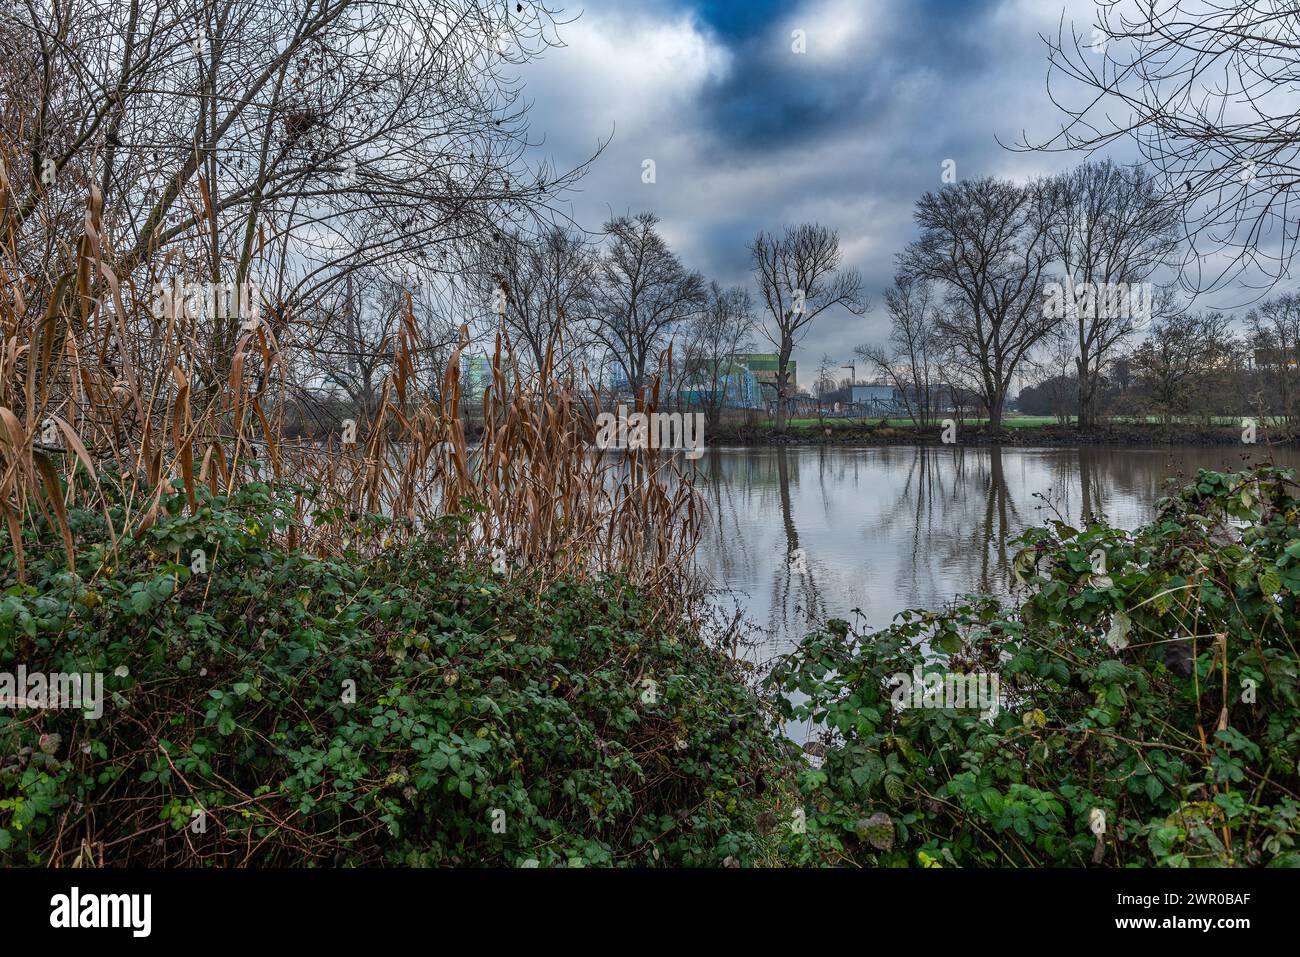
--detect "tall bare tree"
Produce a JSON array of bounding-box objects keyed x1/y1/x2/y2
[
  {"x1": 899, "y1": 178, "x2": 1057, "y2": 431},
  {"x1": 750, "y1": 223, "x2": 866, "y2": 431},
  {"x1": 484, "y1": 225, "x2": 596, "y2": 376},
  {"x1": 1044, "y1": 160, "x2": 1180, "y2": 430},
  {"x1": 677, "y1": 282, "x2": 755, "y2": 426},
  {"x1": 589, "y1": 212, "x2": 705, "y2": 399},
  {"x1": 856, "y1": 274, "x2": 946, "y2": 427}
]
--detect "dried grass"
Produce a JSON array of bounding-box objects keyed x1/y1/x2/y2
[{"x1": 0, "y1": 175, "x2": 704, "y2": 607}]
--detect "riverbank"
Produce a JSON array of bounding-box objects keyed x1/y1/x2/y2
[
  {"x1": 709, "y1": 420, "x2": 1299, "y2": 448},
  {"x1": 5, "y1": 465, "x2": 1296, "y2": 867},
  {"x1": 0, "y1": 482, "x2": 795, "y2": 867},
  {"x1": 767, "y1": 465, "x2": 1300, "y2": 867}
]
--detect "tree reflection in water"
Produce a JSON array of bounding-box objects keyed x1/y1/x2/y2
[{"x1": 695, "y1": 443, "x2": 1300, "y2": 662}]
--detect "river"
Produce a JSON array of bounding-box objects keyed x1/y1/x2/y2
[{"x1": 694, "y1": 443, "x2": 1300, "y2": 662}]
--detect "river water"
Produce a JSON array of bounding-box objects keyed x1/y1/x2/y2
[{"x1": 694, "y1": 443, "x2": 1300, "y2": 662}]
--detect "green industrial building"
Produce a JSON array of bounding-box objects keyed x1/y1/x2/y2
[{"x1": 734, "y1": 353, "x2": 796, "y2": 398}]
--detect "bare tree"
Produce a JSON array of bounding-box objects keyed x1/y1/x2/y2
[
  {"x1": 899, "y1": 177, "x2": 1058, "y2": 431},
  {"x1": 812, "y1": 354, "x2": 837, "y2": 425},
  {"x1": 0, "y1": 0, "x2": 593, "y2": 385},
  {"x1": 1024, "y1": 1, "x2": 1300, "y2": 291},
  {"x1": 1045, "y1": 160, "x2": 1179, "y2": 430},
  {"x1": 815, "y1": 355, "x2": 837, "y2": 401},
  {"x1": 1131, "y1": 309, "x2": 1236, "y2": 425},
  {"x1": 484, "y1": 225, "x2": 596, "y2": 376},
  {"x1": 302, "y1": 269, "x2": 465, "y2": 425},
  {"x1": 1024, "y1": 324, "x2": 1083, "y2": 425},
  {"x1": 677, "y1": 282, "x2": 755, "y2": 426},
  {"x1": 856, "y1": 274, "x2": 945, "y2": 427},
  {"x1": 1246, "y1": 293, "x2": 1300, "y2": 426},
  {"x1": 318, "y1": 274, "x2": 398, "y2": 425},
  {"x1": 589, "y1": 212, "x2": 705, "y2": 399},
  {"x1": 750, "y1": 223, "x2": 866, "y2": 431}
]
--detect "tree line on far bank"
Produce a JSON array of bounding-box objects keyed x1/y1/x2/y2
[
  {"x1": 1015, "y1": 299, "x2": 1300, "y2": 429},
  {"x1": 480, "y1": 157, "x2": 1292, "y2": 437}
]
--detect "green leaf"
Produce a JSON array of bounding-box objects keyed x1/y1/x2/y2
[
  {"x1": 127, "y1": 586, "x2": 153, "y2": 615},
  {"x1": 1259, "y1": 568, "x2": 1281, "y2": 598},
  {"x1": 883, "y1": 774, "x2": 904, "y2": 803},
  {"x1": 1143, "y1": 775, "x2": 1163, "y2": 801},
  {"x1": 854, "y1": 812, "x2": 894, "y2": 850}
]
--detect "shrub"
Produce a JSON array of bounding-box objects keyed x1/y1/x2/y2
[
  {"x1": 0, "y1": 479, "x2": 788, "y2": 867},
  {"x1": 767, "y1": 466, "x2": 1300, "y2": 867}
]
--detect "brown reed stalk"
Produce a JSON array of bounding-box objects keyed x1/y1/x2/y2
[{"x1": 0, "y1": 178, "x2": 705, "y2": 605}]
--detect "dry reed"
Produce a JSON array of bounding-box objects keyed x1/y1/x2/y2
[{"x1": 0, "y1": 175, "x2": 705, "y2": 607}]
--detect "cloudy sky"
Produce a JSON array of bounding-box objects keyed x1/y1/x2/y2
[{"x1": 514, "y1": 0, "x2": 1124, "y2": 388}]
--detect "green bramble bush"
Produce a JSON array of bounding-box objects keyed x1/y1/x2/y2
[
  {"x1": 767, "y1": 467, "x2": 1300, "y2": 867},
  {"x1": 0, "y1": 476, "x2": 789, "y2": 866}
]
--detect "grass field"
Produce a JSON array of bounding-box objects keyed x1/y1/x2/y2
[
  {"x1": 784, "y1": 415, "x2": 1064, "y2": 428},
  {"x1": 777, "y1": 415, "x2": 1282, "y2": 429}
]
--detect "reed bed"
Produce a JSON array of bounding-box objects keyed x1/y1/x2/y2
[
  {"x1": 0, "y1": 178, "x2": 704, "y2": 605},
  {"x1": 0, "y1": 178, "x2": 748, "y2": 869}
]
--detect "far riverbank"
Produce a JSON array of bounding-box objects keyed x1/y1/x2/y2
[{"x1": 707, "y1": 419, "x2": 1299, "y2": 448}]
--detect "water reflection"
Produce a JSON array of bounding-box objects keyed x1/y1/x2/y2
[{"x1": 697, "y1": 443, "x2": 1300, "y2": 661}]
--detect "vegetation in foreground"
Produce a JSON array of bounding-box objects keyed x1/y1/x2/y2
[
  {"x1": 3, "y1": 466, "x2": 1299, "y2": 867},
  {"x1": 0, "y1": 479, "x2": 787, "y2": 866},
  {"x1": 0, "y1": 184, "x2": 768, "y2": 867},
  {"x1": 769, "y1": 466, "x2": 1300, "y2": 866}
]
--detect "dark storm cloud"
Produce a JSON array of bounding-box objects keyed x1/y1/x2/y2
[
  {"x1": 696, "y1": 0, "x2": 1009, "y2": 151},
  {"x1": 690, "y1": 0, "x2": 791, "y2": 37}
]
